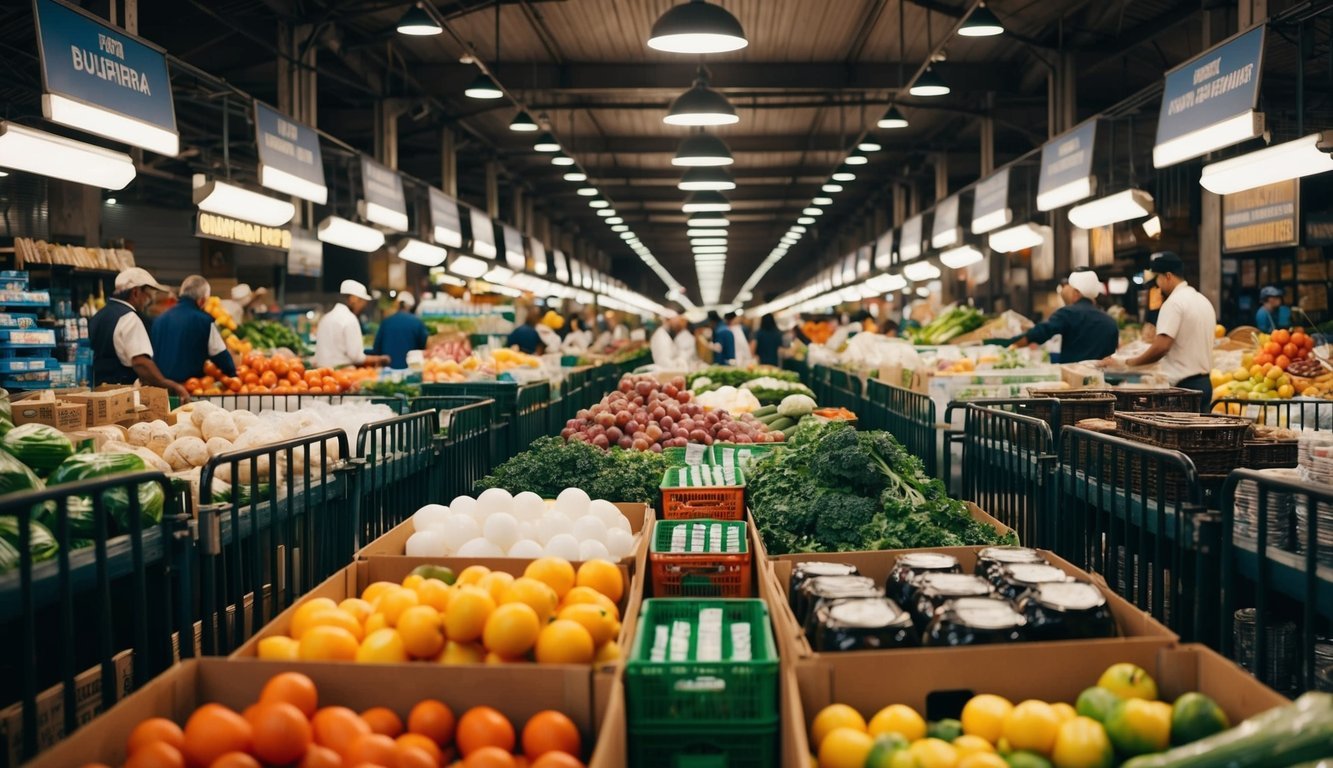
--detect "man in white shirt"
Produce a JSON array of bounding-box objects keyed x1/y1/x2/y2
[
  {"x1": 675, "y1": 320, "x2": 699, "y2": 368},
  {"x1": 729, "y1": 314, "x2": 754, "y2": 366},
  {"x1": 314, "y1": 280, "x2": 390, "y2": 369},
  {"x1": 650, "y1": 315, "x2": 687, "y2": 368},
  {"x1": 89, "y1": 267, "x2": 192, "y2": 400},
  {"x1": 1106, "y1": 252, "x2": 1216, "y2": 411}
]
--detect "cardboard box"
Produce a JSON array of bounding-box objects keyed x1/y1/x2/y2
[
  {"x1": 26, "y1": 658, "x2": 606, "y2": 768},
  {"x1": 59, "y1": 387, "x2": 136, "y2": 427},
  {"x1": 10, "y1": 392, "x2": 86, "y2": 431},
  {"x1": 766, "y1": 546, "x2": 1176, "y2": 663},
  {"x1": 0, "y1": 651, "x2": 133, "y2": 768},
  {"x1": 117, "y1": 386, "x2": 170, "y2": 426},
  {"x1": 1062, "y1": 363, "x2": 1107, "y2": 389},
  {"x1": 356, "y1": 502, "x2": 654, "y2": 571},
  {"x1": 787, "y1": 643, "x2": 1288, "y2": 760}
]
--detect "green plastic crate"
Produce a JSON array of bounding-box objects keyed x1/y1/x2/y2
[
  {"x1": 659, "y1": 465, "x2": 745, "y2": 489},
  {"x1": 708, "y1": 442, "x2": 779, "y2": 469},
  {"x1": 626, "y1": 598, "x2": 778, "y2": 727},
  {"x1": 628, "y1": 720, "x2": 778, "y2": 768}
]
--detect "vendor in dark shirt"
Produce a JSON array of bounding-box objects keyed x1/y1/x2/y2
[
  {"x1": 506, "y1": 309, "x2": 544, "y2": 354},
  {"x1": 1010, "y1": 268, "x2": 1119, "y2": 364}
]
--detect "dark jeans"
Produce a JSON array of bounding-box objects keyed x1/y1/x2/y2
[{"x1": 1176, "y1": 373, "x2": 1213, "y2": 413}]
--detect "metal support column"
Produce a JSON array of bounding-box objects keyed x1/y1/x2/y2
[
  {"x1": 441, "y1": 128, "x2": 458, "y2": 197},
  {"x1": 934, "y1": 153, "x2": 949, "y2": 202},
  {"x1": 980, "y1": 94, "x2": 995, "y2": 176},
  {"x1": 486, "y1": 160, "x2": 500, "y2": 218}
]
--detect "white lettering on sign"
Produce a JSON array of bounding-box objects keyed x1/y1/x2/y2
[
  {"x1": 96, "y1": 33, "x2": 124, "y2": 59},
  {"x1": 1170, "y1": 62, "x2": 1254, "y2": 115},
  {"x1": 198, "y1": 212, "x2": 292, "y2": 249},
  {"x1": 1192, "y1": 58, "x2": 1221, "y2": 85},
  {"x1": 1047, "y1": 149, "x2": 1086, "y2": 175},
  {"x1": 1057, "y1": 137, "x2": 1081, "y2": 157},
  {"x1": 276, "y1": 118, "x2": 298, "y2": 140},
  {"x1": 69, "y1": 43, "x2": 151, "y2": 95}
]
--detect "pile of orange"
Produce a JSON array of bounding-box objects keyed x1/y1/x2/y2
[
  {"x1": 184, "y1": 354, "x2": 379, "y2": 397},
  {"x1": 95, "y1": 671, "x2": 586, "y2": 768},
  {"x1": 257, "y1": 558, "x2": 624, "y2": 667}
]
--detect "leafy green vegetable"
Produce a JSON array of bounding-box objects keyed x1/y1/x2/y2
[
  {"x1": 46, "y1": 453, "x2": 165, "y2": 535},
  {"x1": 0, "y1": 447, "x2": 45, "y2": 497},
  {"x1": 476, "y1": 436, "x2": 669, "y2": 503},
  {"x1": 237, "y1": 320, "x2": 311, "y2": 356},
  {"x1": 747, "y1": 420, "x2": 1014, "y2": 554},
  {"x1": 1, "y1": 423, "x2": 74, "y2": 476},
  {"x1": 906, "y1": 305, "x2": 986, "y2": 345},
  {"x1": 0, "y1": 516, "x2": 58, "y2": 572},
  {"x1": 687, "y1": 366, "x2": 799, "y2": 390},
  {"x1": 356, "y1": 380, "x2": 421, "y2": 398}
]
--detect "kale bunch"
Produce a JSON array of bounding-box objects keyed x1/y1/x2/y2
[{"x1": 475, "y1": 436, "x2": 668, "y2": 503}]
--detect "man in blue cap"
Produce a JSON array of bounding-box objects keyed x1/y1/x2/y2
[{"x1": 1255, "y1": 286, "x2": 1291, "y2": 333}]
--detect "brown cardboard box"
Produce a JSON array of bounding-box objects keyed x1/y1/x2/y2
[
  {"x1": 0, "y1": 651, "x2": 133, "y2": 768},
  {"x1": 117, "y1": 386, "x2": 170, "y2": 426},
  {"x1": 766, "y1": 546, "x2": 1175, "y2": 663},
  {"x1": 59, "y1": 387, "x2": 137, "y2": 427},
  {"x1": 26, "y1": 658, "x2": 606, "y2": 768},
  {"x1": 788, "y1": 643, "x2": 1288, "y2": 760},
  {"x1": 10, "y1": 392, "x2": 86, "y2": 430}
]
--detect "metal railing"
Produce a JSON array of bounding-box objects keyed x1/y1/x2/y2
[
  {"x1": 961, "y1": 404, "x2": 1057, "y2": 547},
  {"x1": 409, "y1": 396, "x2": 496, "y2": 501},
  {"x1": 0, "y1": 471, "x2": 182, "y2": 763},
  {"x1": 866, "y1": 379, "x2": 938, "y2": 479},
  {"x1": 1219, "y1": 469, "x2": 1333, "y2": 695},
  {"x1": 1212, "y1": 398, "x2": 1333, "y2": 431},
  {"x1": 825, "y1": 367, "x2": 863, "y2": 414},
  {"x1": 194, "y1": 391, "x2": 405, "y2": 413},
  {"x1": 356, "y1": 410, "x2": 439, "y2": 543},
  {"x1": 511, "y1": 381, "x2": 553, "y2": 457}
]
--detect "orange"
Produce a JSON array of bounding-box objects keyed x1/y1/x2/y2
[
  {"x1": 593, "y1": 640, "x2": 621, "y2": 664},
  {"x1": 502, "y1": 578, "x2": 560, "y2": 622},
  {"x1": 456, "y1": 706, "x2": 515, "y2": 756},
  {"x1": 127, "y1": 717, "x2": 185, "y2": 755},
  {"x1": 257, "y1": 636, "x2": 300, "y2": 660},
  {"x1": 438, "y1": 640, "x2": 487, "y2": 665},
  {"x1": 531, "y1": 754, "x2": 585, "y2": 768},
  {"x1": 524, "y1": 558, "x2": 576, "y2": 598},
  {"x1": 521, "y1": 710, "x2": 581, "y2": 759},
  {"x1": 810, "y1": 704, "x2": 867, "y2": 750},
  {"x1": 444, "y1": 587, "x2": 496, "y2": 643},
  {"x1": 299, "y1": 745, "x2": 342, "y2": 768},
  {"x1": 394, "y1": 744, "x2": 438, "y2": 768},
  {"x1": 575, "y1": 560, "x2": 623, "y2": 603},
  {"x1": 464, "y1": 746, "x2": 518, "y2": 768},
  {"x1": 408, "y1": 699, "x2": 456, "y2": 747},
  {"x1": 361, "y1": 581, "x2": 400, "y2": 605},
  {"x1": 485, "y1": 651, "x2": 527, "y2": 664},
  {"x1": 375, "y1": 587, "x2": 421, "y2": 627},
  {"x1": 534, "y1": 620, "x2": 595, "y2": 665},
  {"x1": 557, "y1": 604, "x2": 619, "y2": 648},
  {"x1": 249, "y1": 702, "x2": 313, "y2": 765},
  {"x1": 416, "y1": 579, "x2": 455, "y2": 612},
  {"x1": 364, "y1": 613, "x2": 389, "y2": 635},
  {"x1": 361, "y1": 707, "x2": 404, "y2": 738},
  {"x1": 259, "y1": 672, "x2": 319, "y2": 718},
  {"x1": 311, "y1": 707, "x2": 370, "y2": 757},
  {"x1": 343, "y1": 733, "x2": 397, "y2": 766},
  {"x1": 398, "y1": 605, "x2": 446, "y2": 659},
  {"x1": 290, "y1": 598, "x2": 339, "y2": 639},
  {"x1": 455, "y1": 565, "x2": 492, "y2": 587},
  {"x1": 356, "y1": 628, "x2": 409, "y2": 664},
  {"x1": 207, "y1": 754, "x2": 259, "y2": 768},
  {"x1": 401, "y1": 574, "x2": 425, "y2": 591},
  {"x1": 299, "y1": 625, "x2": 359, "y2": 661},
  {"x1": 477, "y1": 572, "x2": 517, "y2": 604},
  {"x1": 182, "y1": 704, "x2": 252, "y2": 768},
  {"x1": 339, "y1": 598, "x2": 376, "y2": 625},
  {"x1": 124, "y1": 741, "x2": 184, "y2": 768},
  {"x1": 559, "y1": 587, "x2": 618, "y2": 622},
  {"x1": 483, "y1": 603, "x2": 542, "y2": 658},
  {"x1": 396, "y1": 733, "x2": 444, "y2": 764}
]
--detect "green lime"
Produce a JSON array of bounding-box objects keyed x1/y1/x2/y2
[
  {"x1": 1105, "y1": 699, "x2": 1172, "y2": 756},
  {"x1": 1170, "y1": 692, "x2": 1229, "y2": 746},
  {"x1": 410, "y1": 564, "x2": 456, "y2": 584},
  {"x1": 1076, "y1": 687, "x2": 1122, "y2": 724},
  {"x1": 1006, "y1": 750, "x2": 1053, "y2": 768},
  {"x1": 927, "y1": 718, "x2": 963, "y2": 742},
  {"x1": 864, "y1": 733, "x2": 911, "y2": 768}
]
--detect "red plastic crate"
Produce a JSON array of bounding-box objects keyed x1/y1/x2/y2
[{"x1": 650, "y1": 519, "x2": 753, "y2": 597}]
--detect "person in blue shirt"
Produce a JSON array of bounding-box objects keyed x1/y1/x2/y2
[
  {"x1": 506, "y1": 309, "x2": 544, "y2": 354},
  {"x1": 1009, "y1": 268, "x2": 1119, "y2": 364},
  {"x1": 1255, "y1": 286, "x2": 1292, "y2": 333},
  {"x1": 372, "y1": 292, "x2": 429, "y2": 369},
  {"x1": 150, "y1": 275, "x2": 237, "y2": 384},
  {"x1": 711, "y1": 311, "x2": 735, "y2": 365}
]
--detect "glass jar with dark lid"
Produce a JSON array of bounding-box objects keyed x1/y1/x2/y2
[
  {"x1": 886, "y1": 552, "x2": 962, "y2": 608},
  {"x1": 788, "y1": 562, "x2": 860, "y2": 614},
  {"x1": 925, "y1": 597, "x2": 1028, "y2": 646},
  {"x1": 910, "y1": 573, "x2": 995, "y2": 630},
  {"x1": 994, "y1": 563, "x2": 1071, "y2": 601},
  {"x1": 1017, "y1": 582, "x2": 1116, "y2": 641},
  {"x1": 794, "y1": 575, "x2": 879, "y2": 630},
  {"x1": 976, "y1": 546, "x2": 1048, "y2": 586},
  {"x1": 811, "y1": 597, "x2": 920, "y2": 652}
]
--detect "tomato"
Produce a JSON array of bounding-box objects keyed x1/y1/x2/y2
[{"x1": 1272, "y1": 329, "x2": 1291, "y2": 345}]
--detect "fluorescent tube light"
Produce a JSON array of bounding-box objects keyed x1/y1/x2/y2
[
  {"x1": 607, "y1": 217, "x2": 624, "y2": 224},
  {"x1": 1155, "y1": 111, "x2": 1263, "y2": 168},
  {"x1": 1199, "y1": 132, "x2": 1333, "y2": 194},
  {"x1": 597, "y1": 208, "x2": 616, "y2": 217},
  {"x1": 988, "y1": 222, "x2": 1045, "y2": 253},
  {"x1": 812, "y1": 197, "x2": 833, "y2": 206},
  {"x1": 611, "y1": 224, "x2": 628, "y2": 232},
  {"x1": 971, "y1": 207, "x2": 1013, "y2": 235},
  {"x1": 577, "y1": 187, "x2": 599, "y2": 197},
  {"x1": 318, "y1": 216, "x2": 385, "y2": 252},
  {"x1": 448, "y1": 254, "x2": 489, "y2": 278},
  {"x1": 802, "y1": 207, "x2": 823, "y2": 216},
  {"x1": 259, "y1": 163, "x2": 327, "y2": 205},
  {"x1": 193, "y1": 177, "x2": 295, "y2": 226},
  {"x1": 845, "y1": 152, "x2": 869, "y2": 166},
  {"x1": 903, "y1": 261, "x2": 941, "y2": 281},
  {"x1": 688, "y1": 228, "x2": 728, "y2": 237},
  {"x1": 589, "y1": 199, "x2": 610, "y2": 208},
  {"x1": 692, "y1": 238, "x2": 727, "y2": 246},
  {"x1": 1068, "y1": 189, "x2": 1153, "y2": 229},
  {"x1": 687, "y1": 216, "x2": 729, "y2": 227},
  {"x1": 1036, "y1": 176, "x2": 1095, "y2": 211},
  {"x1": 397, "y1": 238, "x2": 447, "y2": 266},
  {"x1": 0, "y1": 121, "x2": 135, "y2": 190},
  {"x1": 483, "y1": 266, "x2": 514, "y2": 283},
  {"x1": 43, "y1": 94, "x2": 178, "y2": 157},
  {"x1": 939, "y1": 245, "x2": 984, "y2": 269}
]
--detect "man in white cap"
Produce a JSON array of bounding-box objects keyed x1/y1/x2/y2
[
  {"x1": 89, "y1": 267, "x2": 191, "y2": 401},
  {"x1": 1009, "y1": 267, "x2": 1119, "y2": 364},
  {"x1": 371, "y1": 291, "x2": 428, "y2": 369},
  {"x1": 219, "y1": 283, "x2": 267, "y2": 324},
  {"x1": 314, "y1": 279, "x2": 391, "y2": 369}
]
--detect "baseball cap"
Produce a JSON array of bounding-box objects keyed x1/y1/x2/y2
[
  {"x1": 1148, "y1": 251, "x2": 1185, "y2": 275},
  {"x1": 115, "y1": 267, "x2": 168, "y2": 293},
  {"x1": 1067, "y1": 268, "x2": 1103, "y2": 298},
  {"x1": 340, "y1": 279, "x2": 373, "y2": 301},
  {"x1": 1260, "y1": 285, "x2": 1283, "y2": 300},
  {"x1": 398, "y1": 292, "x2": 416, "y2": 309}
]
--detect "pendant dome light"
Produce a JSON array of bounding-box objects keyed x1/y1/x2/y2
[
  {"x1": 909, "y1": 67, "x2": 950, "y2": 97},
  {"x1": 857, "y1": 135, "x2": 883, "y2": 152},
  {"x1": 877, "y1": 106, "x2": 909, "y2": 129},
  {"x1": 673, "y1": 132, "x2": 734, "y2": 167},
  {"x1": 648, "y1": 0, "x2": 748, "y2": 54},
  {"x1": 682, "y1": 191, "x2": 732, "y2": 213},
  {"x1": 563, "y1": 170, "x2": 588, "y2": 181},
  {"x1": 551, "y1": 152, "x2": 576, "y2": 166},
  {"x1": 831, "y1": 164, "x2": 857, "y2": 182},
  {"x1": 396, "y1": 3, "x2": 442, "y2": 35},
  {"x1": 959, "y1": 3, "x2": 1004, "y2": 37},
  {"x1": 509, "y1": 111, "x2": 539, "y2": 132},
  {"x1": 879, "y1": 3, "x2": 911, "y2": 129},
  {"x1": 845, "y1": 151, "x2": 869, "y2": 166},
  {"x1": 678, "y1": 166, "x2": 737, "y2": 191},
  {"x1": 664, "y1": 68, "x2": 738, "y2": 126},
  {"x1": 534, "y1": 132, "x2": 561, "y2": 152},
  {"x1": 466, "y1": 3, "x2": 505, "y2": 99}
]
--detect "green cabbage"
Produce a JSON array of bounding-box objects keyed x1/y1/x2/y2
[
  {"x1": 0, "y1": 447, "x2": 45, "y2": 497},
  {"x1": 46, "y1": 453, "x2": 164, "y2": 535},
  {"x1": 1, "y1": 423, "x2": 73, "y2": 476},
  {"x1": 0, "y1": 516, "x2": 58, "y2": 572}
]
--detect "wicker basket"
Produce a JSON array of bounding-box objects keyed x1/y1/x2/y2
[
  {"x1": 1016, "y1": 392, "x2": 1117, "y2": 454},
  {"x1": 1112, "y1": 387, "x2": 1203, "y2": 413},
  {"x1": 1115, "y1": 412, "x2": 1251, "y2": 451},
  {"x1": 1243, "y1": 440, "x2": 1300, "y2": 469}
]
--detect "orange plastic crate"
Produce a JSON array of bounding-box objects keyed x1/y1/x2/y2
[
  {"x1": 660, "y1": 466, "x2": 746, "y2": 520},
  {"x1": 650, "y1": 519, "x2": 753, "y2": 597}
]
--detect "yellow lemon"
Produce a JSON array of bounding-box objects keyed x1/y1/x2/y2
[
  {"x1": 257, "y1": 636, "x2": 299, "y2": 660},
  {"x1": 477, "y1": 571, "x2": 516, "y2": 604},
  {"x1": 558, "y1": 602, "x2": 620, "y2": 647},
  {"x1": 534, "y1": 619, "x2": 595, "y2": 664},
  {"x1": 400, "y1": 573, "x2": 424, "y2": 591},
  {"x1": 594, "y1": 640, "x2": 621, "y2": 664},
  {"x1": 337, "y1": 598, "x2": 374, "y2": 626},
  {"x1": 360, "y1": 580, "x2": 399, "y2": 604},
  {"x1": 437, "y1": 640, "x2": 486, "y2": 665},
  {"x1": 289, "y1": 597, "x2": 338, "y2": 639},
  {"x1": 455, "y1": 564, "x2": 492, "y2": 587},
  {"x1": 1052, "y1": 703, "x2": 1078, "y2": 724},
  {"x1": 356, "y1": 627, "x2": 408, "y2": 663},
  {"x1": 483, "y1": 603, "x2": 542, "y2": 658},
  {"x1": 374, "y1": 586, "x2": 420, "y2": 627},
  {"x1": 525, "y1": 557, "x2": 576, "y2": 598},
  {"x1": 304, "y1": 608, "x2": 364, "y2": 642},
  {"x1": 961, "y1": 695, "x2": 1013, "y2": 744},
  {"x1": 502, "y1": 577, "x2": 560, "y2": 622},
  {"x1": 561, "y1": 586, "x2": 620, "y2": 621},
  {"x1": 1004, "y1": 700, "x2": 1061, "y2": 755},
  {"x1": 818, "y1": 727, "x2": 874, "y2": 768},
  {"x1": 868, "y1": 704, "x2": 926, "y2": 742},
  {"x1": 958, "y1": 755, "x2": 1008, "y2": 768},
  {"x1": 908, "y1": 738, "x2": 959, "y2": 768},
  {"x1": 397, "y1": 605, "x2": 446, "y2": 659},
  {"x1": 952, "y1": 735, "x2": 996, "y2": 757},
  {"x1": 364, "y1": 612, "x2": 388, "y2": 635},
  {"x1": 811, "y1": 704, "x2": 867, "y2": 751},
  {"x1": 415, "y1": 578, "x2": 454, "y2": 612},
  {"x1": 575, "y1": 559, "x2": 625, "y2": 602}
]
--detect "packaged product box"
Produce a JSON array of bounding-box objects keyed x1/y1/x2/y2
[
  {"x1": 24, "y1": 658, "x2": 604, "y2": 768},
  {"x1": 0, "y1": 650, "x2": 133, "y2": 768},
  {"x1": 10, "y1": 391, "x2": 87, "y2": 430},
  {"x1": 787, "y1": 642, "x2": 1288, "y2": 760},
  {"x1": 117, "y1": 386, "x2": 170, "y2": 426},
  {"x1": 58, "y1": 387, "x2": 137, "y2": 427}
]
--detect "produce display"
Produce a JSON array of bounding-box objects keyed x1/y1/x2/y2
[
  {"x1": 202, "y1": 294, "x2": 237, "y2": 332},
  {"x1": 559, "y1": 374, "x2": 784, "y2": 449},
  {"x1": 475, "y1": 436, "x2": 669, "y2": 504},
  {"x1": 1212, "y1": 328, "x2": 1330, "y2": 401},
  {"x1": 738, "y1": 376, "x2": 817, "y2": 404},
  {"x1": 234, "y1": 319, "x2": 311, "y2": 357},
  {"x1": 687, "y1": 365, "x2": 801, "y2": 390},
  {"x1": 423, "y1": 349, "x2": 545, "y2": 384},
  {"x1": 907, "y1": 305, "x2": 987, "y2": 345},
  {"x1": 809, "y1": 333, "x2": 922, "y2": 372},
  {"x1": 403, "y1": 488, "x2": 638, "y2": 561},
  {"x1": 103, "y1": 670, "x2": 590, "y2": 768},
  {"x1": 255, "y1": 556, "x2": 624, "y2": 666},
  {"x1": 805, "y1": 662, "x2": 1289, "y2": 768},
  {"x1": 747, "y1": 420, "x2": 1015, "y2": 554},
  {"x1": 184, "y1": 353, "x2": 377, "y2": 397}
]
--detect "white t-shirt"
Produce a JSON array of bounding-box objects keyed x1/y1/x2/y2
[
  {"x1": 730, "y1": 326, "x2": 753, "y2": 365},
  {"x1": 650, "y1": 326, "x2": 681, "y2": 368},
  {"x1": 675, "y1": 330, "x2": 698, "y2": 366},
  {"x1": 110, "y1": 298, "x2": 154, "y2": 368},
  {"x1": 1154, "y1": 283, "x2": 1216, "y2": 384},
  {"x1": 314, "y1": 303, "x2": 366, "y2": 368}
]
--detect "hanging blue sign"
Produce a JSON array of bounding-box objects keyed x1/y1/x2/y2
[
  {"x1": 1037, "y1": 121, "x2": 1097, "y2": 210},
  {"x1": 33, "y1": 0, "x2": 178, "y2": 155},
  {"x1": 287, "y1": 228, "x2": 324, "y2": 277},
  {"x1": 359, "y1": 157, "x2": 407, "y2": 230},
  {"x1": 465, "y1": 205, "x2": 497, "y2": 259},
  {"x1": 899, "y1": 214, "x2": 924, "y2": 261},
  {"x1": 502, "y1": 224, "x2": 526, "y2": 271},
  {"x1": 428, "y1": 188, "x2": 463, "y2": 248},
  {"x1": 1155, "y1": 26, "x2": 1265, "y2": 167},
  {"x1": 874, "y1": 229, "x2": 894, "y2": 270},
  {"x1": 931, "y1": 194, "x2": 962, "y2": 248},
  {"x1": 971, "y1": 168, "x2": 1012, "y2": 234},
  {"x1": 254, "y1": 102, "x2": 326, "y2": 203}
]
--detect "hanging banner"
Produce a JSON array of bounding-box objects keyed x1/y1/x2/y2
[
  {"x1": 359, "y1": 157, "x2": 407, "y2": 231},
  {"x1": 501, "y1": 224, "x2": 526, "y2": 271},
  {"x1": 930, "y1": 194, "x2": 962, "y2": 249},
  {"x1": 1154, "y1": 26, "x2": 1265, "y2": 168},
  {"x1": 196, "y1": 212, "x2": 290, "y2": 251},
  {"x1": 972, "y1": 168, "x2": 1012, "y2": 234},
  {"x1": 33, "y1": 0, "x2": 178, "y2": 156},
  {"x1": 529, "y1": 238, "x2": 547, "y2": 275},
  {"x1": 553, "y1": 249, "x2": 569, "y2": 283},
  {"x1": 254, "y1": 102, "x2": 326, "y2": 203},
  {"x1": 899, "y1": 214, "x2": 924, "y2": 261},
  {"x1": 840, "y1": 253, "x2": 856, "y2": 285},
  {"x1": 856, "y1": 243, "x2": 872, "y2": 278},
  {"x1": 1037, "y1": 120, "x2": 1097, "y2": 211},
  {"x1": 464, "y1": 205, "x2": 497, "y2": 259},
  {"x1": 287, "y1": 227, "x2": 323, "y2": 277},
  {"x1": 428, "y1": 188, "x2": 463, "y2": 248},
  {"x1": 1222, "y1": 179, "x2": 1298, "y2": 253},
  {"x1": 874, "y1": 229, "x2": 894, "y2": 270}
]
